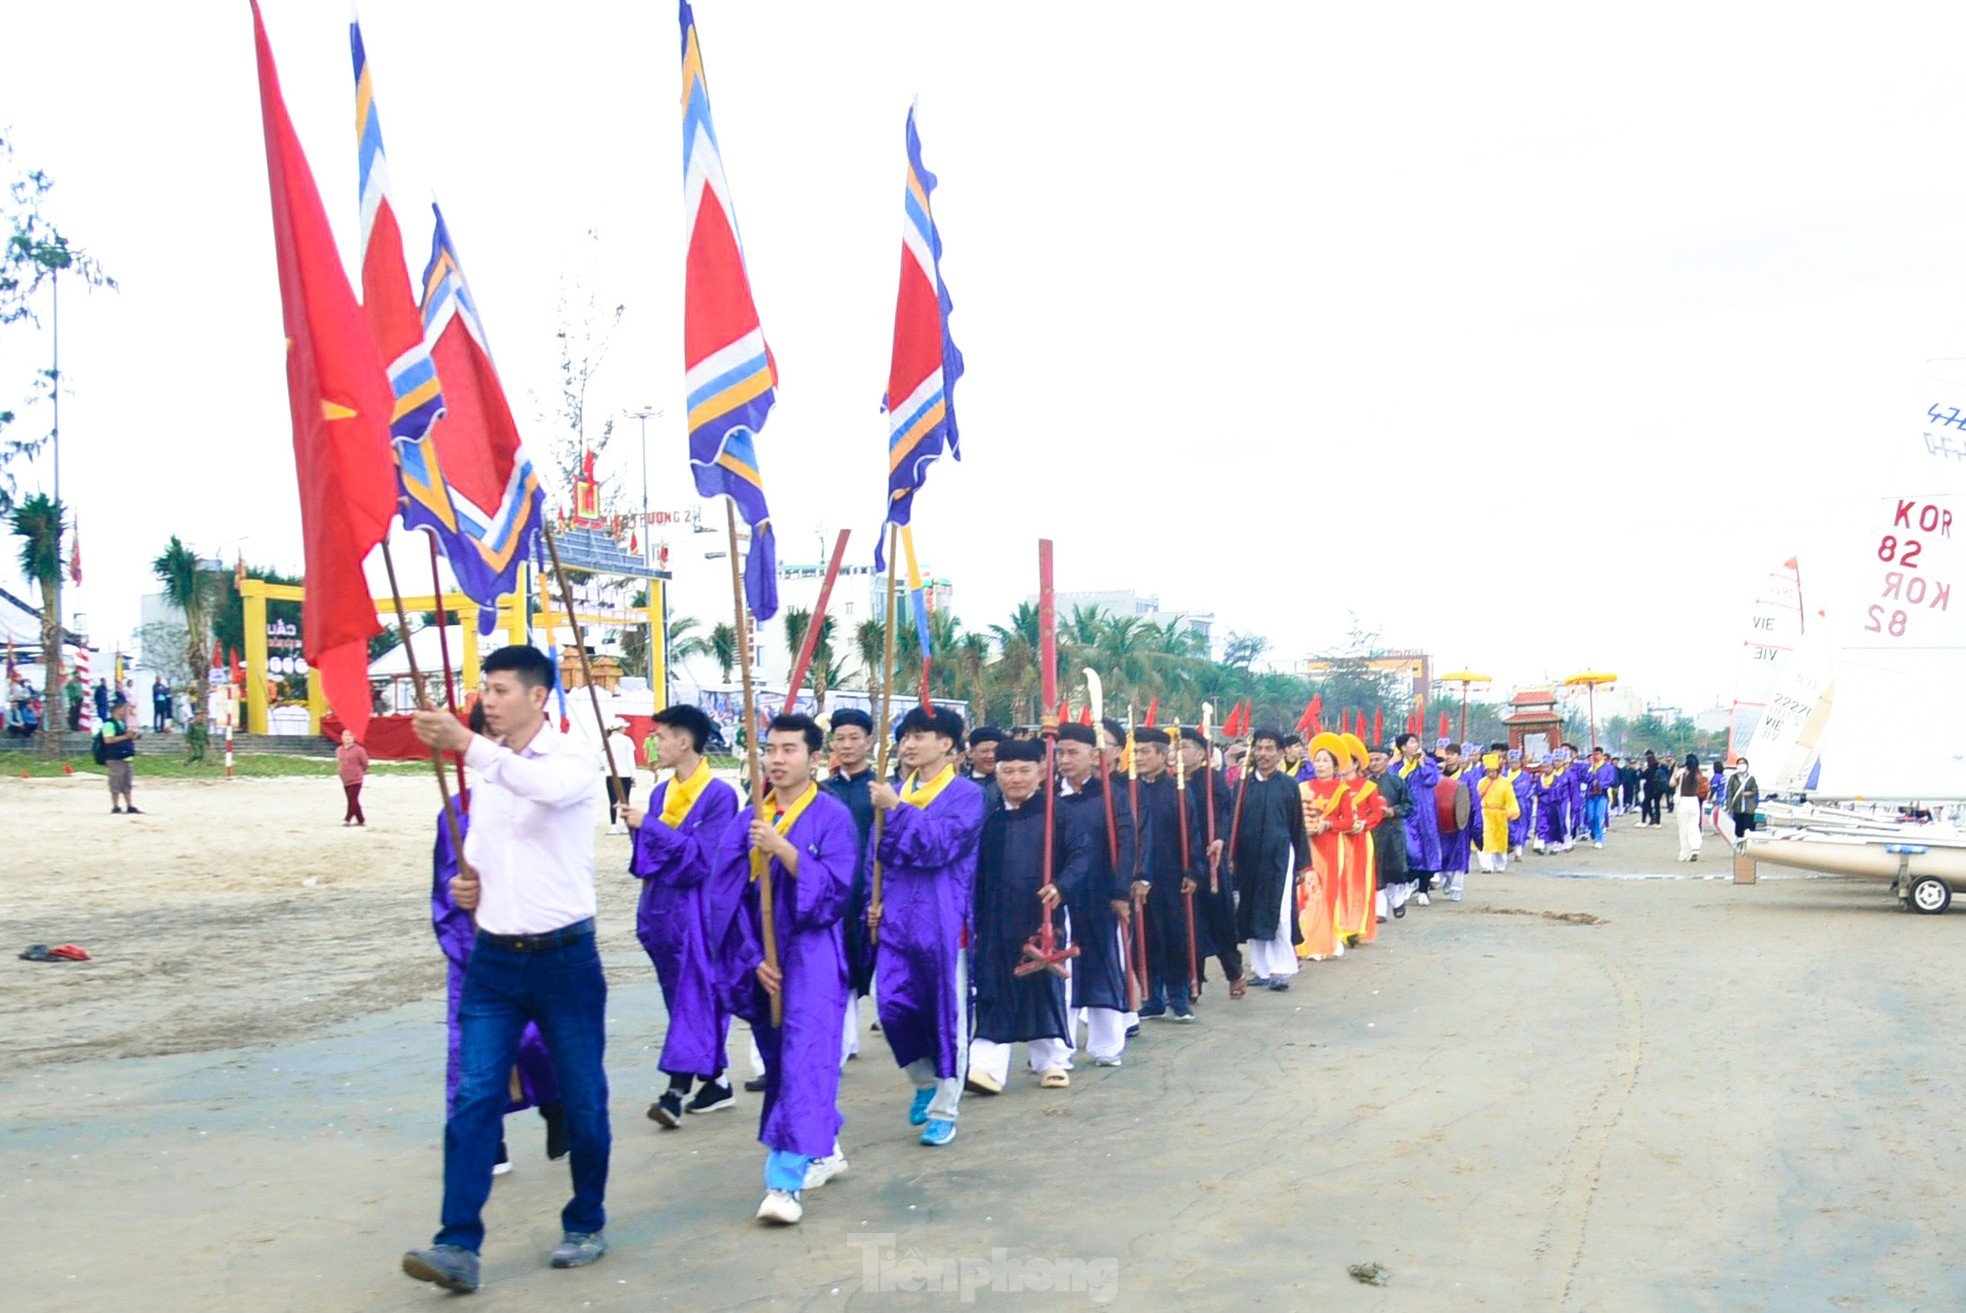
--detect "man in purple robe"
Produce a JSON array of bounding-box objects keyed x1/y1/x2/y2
[
  {"x1": 1435, "y1": 742, "x2": 1474, "y2": 900},
  {"x1": 625, "y1": 703, "x2": 741, "y2": 1127},
  {"x1": 714, "y1": 713, "x2": 858, "y2": 1226},
  {"x1": 868, "y1": 705, "x2": 986, "y2": 1147},
  {"x1": 1392, "y1": 733, "x2": 1442, "y2": 908},
  {"x1": 1507, "y1": 749, "x2": 1534, "y2": 855},
  {"x1": 433, "y1": 812, "x2": 564, "y2": 1174}
]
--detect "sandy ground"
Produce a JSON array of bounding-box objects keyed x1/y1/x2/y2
[{"x1": 5, "y1": 774, "x2": 1966, "y2": 1311}]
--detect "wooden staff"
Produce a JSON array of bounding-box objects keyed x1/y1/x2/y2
[
  {"x1": 379, "y1": 539, "x2": 468, "y2": 882},
  {"x1": 1085, "y1": 669, "x2": 1139, "y2": 1012},
  {"x1": 425, "y1": 534, "x2": 466, "y2": 797},
  {"x1": 868, "y1": 524, "x2": 901, "y2": 946},
  {"x1": 718, "y1": 501, "x2": 779, "y2": 1025},
  {"x1": 1174, "y1": 717, "x2": 1198, "y2": 998},
  {"x1": 1201, "y1": 701, "x2": 1219, "y2": 895},
  {"x1": 1126, "y1": 708, "x2": 1148, "y2": 1002}
]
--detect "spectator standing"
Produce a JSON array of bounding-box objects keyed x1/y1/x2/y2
[
  {"x1": 152, "y1": 677, "x2": 172, "y2": 732},
  {"x1": 100, "y1": 699, "x2": 142, "y2": 815},
  {"x1": 1725, "y1": 758, "x2": 1761, "y2": 843},
  {"x1": 65, "y1": 671, "x2": 85, "y2": 731},
  {"x1": 338, "y1": 729, "x2": 372, "y2": 826},
  {"x1": 93, "y1": 677, "x2": 110, "y2": 723},
  {"x1": 603, "y1": 720, "x2": 638, "y2": 836},
  {"x1": 1670, "y1": 753, "x2": 1706, "y2": 861}
]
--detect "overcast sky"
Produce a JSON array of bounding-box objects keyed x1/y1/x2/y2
[{"x1": 6, "y1": 0, "x2": 1966, "y2": 712}]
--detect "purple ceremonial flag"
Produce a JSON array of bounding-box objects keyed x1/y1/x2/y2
[
  {"x1": 630, "y1": 774, "x2": 742, "y2": 1076},
  {"x1": 871, "y1": 777, "x2": 986, "y2": 1078},
  {"x1": 715, "y1": 791, "x2": 859, "y2": 1159}
]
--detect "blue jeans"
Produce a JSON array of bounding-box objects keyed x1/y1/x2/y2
[
  {"x1": 435, "y1": 928, "x2": 611, "y2": 1252},
  {"x1": 1584, "y1": 795, "x2": 1608, "y2": 843}
]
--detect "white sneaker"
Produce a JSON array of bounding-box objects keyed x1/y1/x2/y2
[
  {"x1": 802, "y1": 1153, "x2": 849, "y2": 1190},
  {"x1": 1092, "y1": 1055, "x2": 1123, "y2": 1068},
  {"x1": 1594, "y1": 841, "x2": 1603, "y2": 849},
  {"x1": 1415, "y1": 892, "x2": 1430, "y2": 906},
  {"x1": 757, "y1": 1189, "x2": 803, "y2": 1225}
]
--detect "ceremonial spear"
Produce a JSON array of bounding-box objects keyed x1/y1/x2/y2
[
  {"x1": 1174, "y1": 716, "x2": 1198, "y2": 999},
  {"x1": 1126, "y1": 706, "x2": 1149, "y2": 1000},
  {"x1": 1201, "y1": 701, "x2": 1220, "y2": 895},
  {"x1": 1015, "y1": 541, "x2": 1075, "y2": 978},
  {"x1": 1086, "y1": 668, "x2": 1140, "y2": 1012}
]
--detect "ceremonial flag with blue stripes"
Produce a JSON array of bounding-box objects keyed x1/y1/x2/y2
[
  {"x1": 680, "y1": 0, "x2": 780, "y2": 621},
  {"x1": 876, "y1": 105, "x2": 964, "y2": 572},
  {"x1": 350, "y1": 17, "x2": 443, "y2": 444},
  {"x1": 408, "y1": 206, "x2": 544, "y2": 634}
]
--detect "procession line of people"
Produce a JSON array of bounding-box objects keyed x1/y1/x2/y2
[{"x1": 395, "y1": 643, "x2": 1656, "y2": 1295}]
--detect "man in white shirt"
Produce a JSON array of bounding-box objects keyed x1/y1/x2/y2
[{"x1": 401, "y1": 646, "x2": 611, "y2": 1294}]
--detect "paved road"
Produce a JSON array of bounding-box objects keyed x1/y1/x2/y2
[{"x1": 6, "y1": 821, "x2": 1963, "y2": 1310}]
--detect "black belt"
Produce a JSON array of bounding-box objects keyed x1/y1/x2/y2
[{"x1": 476, "y1": 918, "x2": 595, "y2": 954}]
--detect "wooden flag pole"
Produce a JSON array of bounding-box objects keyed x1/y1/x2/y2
[
  {"x1": 868, "y1": 524, "x2": 901, "y2": 946},
  {"x1": 425, "y1": 533, "x2": 466, "y2": 795},
  {"x1": 380, "y1": 538, "x2": 469, "y2": 878},
  {"x1": 721, "y1": 501, "x2": 780, "y2": 1026},
  {"x1": 538, "y1": 519, "x2": 622, "y2": 785}
]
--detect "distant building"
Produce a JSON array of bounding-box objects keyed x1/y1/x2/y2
[
  {"x1": 1043, "y1": 589, "x2": 1216, "y2": 659},
  {"x1": 1302, "y1": 651, "x2": 1432, "y2": 706}
]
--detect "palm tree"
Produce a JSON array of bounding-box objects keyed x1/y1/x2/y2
[
  {"x1": 152, "y1": 535, "x2": 216, "y2": 742},
  {"x1": 9, "y1": 493, "x2": 64, "y2": 753},
  {"x1": 854, "y1": 618, "x2": 888, "y2": 708},
  {"x1": 780, "y1": 608, "x2": 841, "y2": 710},
  {"x1": 709, "y1": 621, "x2": 738, "y2": 683}
]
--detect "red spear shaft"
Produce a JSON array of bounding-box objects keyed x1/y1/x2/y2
[
  {"x1": 1016, "y1": 541, "x2": 1074, "y2": 978},
  {"x1": 1175, "y1": 721, "x2": 1198, "y2": 999}
]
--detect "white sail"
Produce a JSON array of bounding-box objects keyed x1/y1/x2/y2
[
  {"x1": 1745, "y1": 626, "x2": 1834, "y2": 792},
  {"x1": 1808, "y1": 360, "x2": 1966, "y2": 798},
  {"x1": 1724, "y1": 558, "x2": 1804, "y2": 764}
]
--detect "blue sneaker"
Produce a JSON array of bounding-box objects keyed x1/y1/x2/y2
[
  {"x1": 402, "y1": 1244, "x2": 480, "y2": 1293},
  {"x1": 908, "y1": 1088, "x2": 934, "y2": 1126},
  {"x1": 919, "y1": 1117, "x2": 957, "y2": 1146}
]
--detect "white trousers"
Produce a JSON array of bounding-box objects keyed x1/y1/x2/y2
[
  {"x1": 1677, "y1": 801, "x2": 1704, "y2": 859},
  {"x1": 841, "y1": 991, "x2": 861, "y2": 1068},
  {"x1": 1478, "y1": 849, "x2": 1509, "y2": 873},
  {"x1": 1246, "y1": 855, "x2": 1299, "y2": 979},
  {"x1": 969, "y1": 1036, "x2": 1073, "y2": 1085},
  {"x1": 1076, "y1": 1007, "x2": 1128, "y2": 1062},
  {"x1": 904, "y1": 950, "x2": 968, "y2": 1121}
]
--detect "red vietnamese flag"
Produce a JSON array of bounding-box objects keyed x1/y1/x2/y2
[
  {"x1": 1440, "y1": 711, "x2": 1451, "y2": 742},
  {"x1": 251, "y1": 1, "x2": 394, "y2": 743},
  {"x1": 1143, "y1": 697, "x2": 1158, "y2": 728}
]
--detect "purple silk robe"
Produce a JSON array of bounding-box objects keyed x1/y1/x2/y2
[
  {"x1": 1396, "y1": 755, "x2": 1443, "y2": 872},
  {"x1": 433, "y1": 813, "x2": 558, "y2": 1115},
  {"x1": 1534, "y1": 772, "x2": 1576, "y2": 845},
  {"x1": 1509, "y1": 771, "x2": 1534, "y2": 848},
  {"x1": 1437, "y1": 770, "x2": 1472, "y2": 874},
  {"x1": 715, "y1": 791, "x2": 857, "y2": 1160},
  {"x1": 873, "y1": 776, "x2": 987, "y2": 1079},
  {"x1": 629, "y1": 774, "x2": 741, "y2": 1077}
]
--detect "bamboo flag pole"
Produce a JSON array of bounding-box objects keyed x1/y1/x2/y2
[
  {"x1": 721, "y1": 501, "x2": 780, "y2": 1025},
  {"x1": 425, "y1": 533, "x2": 466, "y2": 795},
  {"x1": 380, "y1": 539, "x2": 468, "y2": 876},
  {"x1": 868, "y1": 523, "x2": 901, "y2": 945},
  {"x1": 538, "y1": 519, "x2": 621, "y2": 785}
]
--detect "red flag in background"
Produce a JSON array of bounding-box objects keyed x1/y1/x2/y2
[
  {"x1": 1079, "y1": 703, "x2": 1092, "y2": 726},
  {"x1": 1143, "y1": 697, "x2": 1159, "y2": 727},
  {"x1": 1439, "y1": 711, "x2": 1451, "y2": 742},
  {"x1": 68, "y1": 518, "x2": 81, "y2": 585},
  {"x1": 251, "y1": 1, "x2": 395, "y2": 744}
]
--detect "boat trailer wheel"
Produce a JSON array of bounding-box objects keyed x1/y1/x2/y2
[{"x1": 1910, "y1": 875, "x2": 1952, "y2": 916}]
